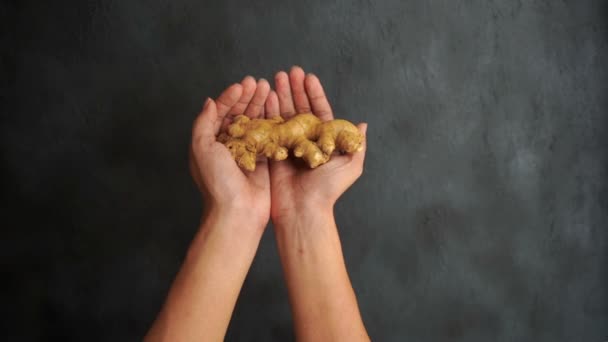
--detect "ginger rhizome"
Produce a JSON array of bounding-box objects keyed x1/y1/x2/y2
[{"x1": 217, "y1": 113, "x2": 364, "y2": 171}]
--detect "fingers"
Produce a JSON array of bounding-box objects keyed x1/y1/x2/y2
[
  {"x1": 214, "y1": 83, "x2": 243, "y2": 134},
  {"x1": 275, "y1": 71, "x2": 296, "y2": 118},
  {"x1": 265, "y1": 90, "x2": 280, "y2": 119},
  {"x1": 192, "y1": 98, "x2": 219, "y2": 147},
  {"x1": 244, "y1": 78, "x2": 270, "y2": 118},
  {"x1": 289, "y1": 66, "x2": 311, "y2": 113},
  {"x1": 230, "y1": 76, "x2": 257, "y2": 115},
  {"x1": 305, "y1": 73, "x2": 334, "y2": 121},
  {"x1": 220, "y1": 76, "x2": 262, "y2": 132}
]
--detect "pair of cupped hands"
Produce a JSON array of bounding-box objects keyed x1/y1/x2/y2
[{"x1": 190, "y1": 66, "x2": 367, "y2": 231}]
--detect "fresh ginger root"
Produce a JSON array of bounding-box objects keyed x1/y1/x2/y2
[{"x1": 217, "y1": 113, "x2": 364, "y2": 171}]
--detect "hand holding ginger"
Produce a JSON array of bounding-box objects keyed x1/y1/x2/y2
[
  {"x1": 189, "y1": 76, "x2": 272, "y2": 229},
  {"x1": 218, "y1": 113, "x2": 364, "y2": 171},
  {"x1": 147, "y1": 77, "x2": 273, "y2": 342},
  {"x1": 266, "y1": 66, "x2": 370, "y2": 342},
  {"x1": 146, "y1": 68, "x2": 369, "y2": 342}
]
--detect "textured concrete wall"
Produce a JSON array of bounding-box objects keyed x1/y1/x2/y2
[{"x1": 4, "y1": 1, "x2": 607, "y2": 341}]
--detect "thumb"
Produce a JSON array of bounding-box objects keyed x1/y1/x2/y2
[{"x1": 192, "y1": 98, "x2": 218, "y2": 148}]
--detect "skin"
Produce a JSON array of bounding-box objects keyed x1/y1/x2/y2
[
  {"x1": 145, "y1": 67, "x2": 369, "y2": 341},
  {"x1": 268, "y1": 66, "x2": 370, "y2": 342},
  {"x1": 145, "y1": 76, "x2": 271, "y2": 342}
]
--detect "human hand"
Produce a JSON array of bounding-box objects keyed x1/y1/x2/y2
[
  {"x1": 190, "y1": 76, "x2": 271, "y2": 232},
  {"x1": 265, "y1": 66, "x2": 367, "y2": 226}
]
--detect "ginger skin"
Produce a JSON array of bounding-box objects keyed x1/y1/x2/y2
[{"x1": 217, "y1": 113, "x2": 364, "y2": 171}]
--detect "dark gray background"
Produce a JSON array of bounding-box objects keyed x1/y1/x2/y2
[{"x1": 3, "y1": 0, "x2": 607, "y2": 341}]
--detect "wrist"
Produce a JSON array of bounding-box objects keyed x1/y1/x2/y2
[
  {"x1": 202, "y1": 202, "x2": 267, "y2": 238},
  {"x1": 272, "y1": 201, "x2": 335, "y2": 234}
]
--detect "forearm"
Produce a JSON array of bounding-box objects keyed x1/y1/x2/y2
[
  {"x1": 274, "y1": 205, "x2": 369, "y2": 342},
  {"x1": 145, "y1": 208, "x2": 263, "y2": 342}
]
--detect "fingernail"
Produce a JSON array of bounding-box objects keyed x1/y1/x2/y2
[
  {"x1": 361, "y1": 123, "x2": 368, "y2": 135},
  {"x1": 203, "y1": 98, "x2": 211, "y2": 109}
]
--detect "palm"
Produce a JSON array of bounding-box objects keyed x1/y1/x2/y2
[
  {"x1": 265, "y1": 67, "x2": 366, "y2": 221},
  {"x1": 190, "y1": 77, "x2": 272, "y2": 228},
  {"x1": 207, "y1": 140, "x2": 268, "y2": 209},
  {"x1": 269, "y1": 158, "x2": 347, "y2": 217}
]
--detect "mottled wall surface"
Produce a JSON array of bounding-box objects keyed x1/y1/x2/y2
[{"x1": 4, "y1": 1, "x2": 607, "y2": 341}]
